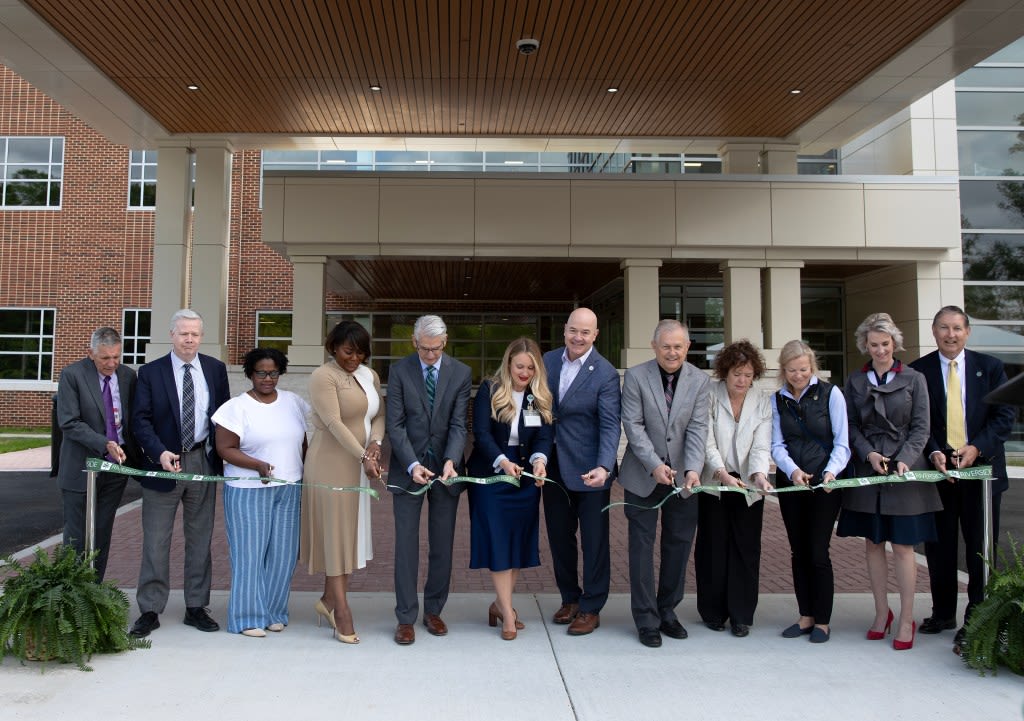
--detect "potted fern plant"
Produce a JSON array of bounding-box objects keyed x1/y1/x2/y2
[
  {"x1": 0, "y1": 544, "x2": 148, "y2": 671},
  {"x1": 961, "y1": 537, "x2": 1024, "y2": 676}
]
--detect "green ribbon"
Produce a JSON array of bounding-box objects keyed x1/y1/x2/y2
[
  {"x1": 602, "y1": 465, "x2": 995, "y2": 512},
  {"x1": 386, "y1": 473, "x2": 521, "y2": 496},
  {"x1": 85, "y1": 457, "x2": 382, "y2": 500}
]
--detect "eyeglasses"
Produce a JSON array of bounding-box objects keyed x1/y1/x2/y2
[
  {"x1": 252, "y1": 370, "x2": 281, "y2": 379},
  {"x1": 416, "y1": 342, "x2": 445, "y2": 354}
]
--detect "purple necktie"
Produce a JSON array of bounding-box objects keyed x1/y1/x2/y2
[
  {"x1": 102, "y1": 375, "x2": 118, "y2": 461},
  {"x1": 665, "y1": 374, "x2": 675, "y2": 411}
]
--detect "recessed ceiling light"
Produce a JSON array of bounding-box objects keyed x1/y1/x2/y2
[
  {"x1": 684, "y1": 161, "x2": 702, "y2": 167},
  {"x1": 607, "y1": 87, "x2": 619, "y2": 93},
  {"x1": 187, "y1": 84, "x2": 199, "y2": 91},
  {"x1": 503, "y1": 160, "x2": 524, "y2": 165},
  {"x1": 414, "y1": 159, "x2": 435, "y2": 164},
  {"x1": 790, "y1": 88, "x2": 802, "y2": 94},
  {"x1": 369, "y1": 84, "x2": 382, "y2": 92}
]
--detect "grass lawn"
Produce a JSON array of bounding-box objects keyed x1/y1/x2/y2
[
  {"x1": 0, "y1": 437, "x2": 50, "y2": 454},
  {"x1": 0, "y1": 426, "x2": 49, "y2": 435}
]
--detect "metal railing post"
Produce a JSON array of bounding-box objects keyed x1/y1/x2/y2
[{"x1": 84, "y1": 468, "x2": 97, "y2": 567}]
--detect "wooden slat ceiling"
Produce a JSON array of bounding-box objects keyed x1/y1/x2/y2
[{"x1": 23, "y1": 0, "x2": 964, "y2": 139}]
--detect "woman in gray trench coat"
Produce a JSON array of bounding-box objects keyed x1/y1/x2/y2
[{"x1": 837, "y1": 313, "x2": 940, "y2": 651}]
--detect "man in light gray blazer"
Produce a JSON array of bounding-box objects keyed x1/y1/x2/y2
[
  {"x1": 55, "y1": 326, "x2": 138, "y2": 581},
  {"x1": 386, "y1": 315, "x2": 472, "y2": 645},
  {"x1": 619, "y1": 319, "x2": 709, "y2": 647}
]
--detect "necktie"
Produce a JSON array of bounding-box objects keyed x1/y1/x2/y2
[
  {"x1": 181, "y1": 363, "x2": 196, "y2": 451},
  {"x1": 665, "y1": 374, "x2": 675, "y2": 411},
  {"x1": 102, "y1": 375, "x2": 118, "y2": 461},
  {"x1": 425, "y1": 365, "x2": 436, "y2": 409},
  {"x1": 946, "y1": 359, "x2": 966, "y2": 450}
]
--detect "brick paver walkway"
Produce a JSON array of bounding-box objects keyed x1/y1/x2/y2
[{"x1": 101, "y1": 483, "x2": 931, "y2": 595}]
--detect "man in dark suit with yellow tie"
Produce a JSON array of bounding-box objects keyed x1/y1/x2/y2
[
  {"x1": 55, "y1": 326, "x2": 138, "y2": 581},
  {"x1": 909, "y1": 305, "x2": 1015, "y2": 652}
]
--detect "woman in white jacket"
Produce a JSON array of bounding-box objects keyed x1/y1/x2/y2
[{"x1": 695, "y1": 340, "x2": 773, "y2": 637}]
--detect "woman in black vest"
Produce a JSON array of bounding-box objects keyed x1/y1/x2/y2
[{"x1": 771, "y1": 340, "x2": 851, "y2": 643}]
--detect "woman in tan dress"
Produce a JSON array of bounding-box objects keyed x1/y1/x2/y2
[{"x1": 300, "y1": 321, "x2": 384, "y2": 643}]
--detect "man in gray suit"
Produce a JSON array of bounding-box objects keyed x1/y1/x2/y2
[
  {"x1": 55, "y1": 326, "x2": 138, "y2": 581},
  {"x1": 386, "y1": 315, "x2": 472, "y2": 645},
  {"x1": 619, "y1": 320, "x2": 709, "y2": 647}
]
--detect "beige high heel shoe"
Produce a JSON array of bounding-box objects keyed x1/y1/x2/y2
[
  {"x1": 315, "y1": 599, "x2": 337, "y2": 631},
  {"x1": 335, "y1": 629, "x2": 360, "y2": 644}
]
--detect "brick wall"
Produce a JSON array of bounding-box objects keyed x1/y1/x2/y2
[{"x1": 0, "y1": 67, "x2": 288, "y2": 425}]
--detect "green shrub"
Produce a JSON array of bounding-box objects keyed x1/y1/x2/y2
[{"x1": 0, "y1": 545, "x2": 148, "y2": 671}]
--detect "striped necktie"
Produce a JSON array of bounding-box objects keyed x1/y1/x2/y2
[
  {"x1": 665, "y1": 374, "x2": 675, "y2": 411},
  {"x1": 425, "y1": 364, "x2": 436, "y2": 409},
  {"x1": 181, "y1": 363, "x2": 196, "y2": 451},
  {"x1": 946, "y1": 359, "x2": 966, "y2": 450}
]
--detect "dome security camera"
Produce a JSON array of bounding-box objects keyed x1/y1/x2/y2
[{"x1": 516, "y1": 38, "x2": 540, "y2": 55}]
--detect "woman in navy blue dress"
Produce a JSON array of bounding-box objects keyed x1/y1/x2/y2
[{"x1": 468, "y1": 337, "x2": 554, "y2": 640}]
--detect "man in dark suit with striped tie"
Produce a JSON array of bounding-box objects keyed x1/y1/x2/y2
[
  {"x1": 386, "y1": 315, "x2": 472, "y2": 645},
  {"x1": 129, "y1": 309, "x2": 230, "y2": 638}
]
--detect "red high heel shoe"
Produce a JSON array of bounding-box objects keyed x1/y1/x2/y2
[
  {"x1": 892, "y1": 621, "x2": 917, "y2": 651},
  {"x1": 866, "y1": 609, "x2": 894, "y2": 640}
]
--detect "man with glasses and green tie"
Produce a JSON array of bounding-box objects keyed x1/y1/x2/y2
[
  {"x1": 386, "y1": 315, "x2": 472, "y2": 645},
  {"x1": 910, "y1": 305, "x2": 1014, "y2": 653}
]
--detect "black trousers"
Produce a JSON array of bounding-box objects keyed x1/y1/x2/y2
[
  {"x1": 777, "y1": 488, "x2": 842, "y2": 624},
  {"x1": 624, "y1": 485, "x2": 698, "y2": 630},
  {"x1": 541, "y1": 451, "x2": 610, "y2": 614},
  {"x1": 61, "y1": 471, "x2": 127, "y2": 582},
  {"x1": 925, "y1": 479, "x2": 1002, "y2": 623},
  {"x1": 695, "y1": 492, "x2": 763, "y2": 626}
]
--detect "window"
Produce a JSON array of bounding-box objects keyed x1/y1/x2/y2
[
  {"x1": 256, "y1": 311, "x2": 293, "y2": 353},
  {"x1": 128, "y1": 150, "x2": 157, "y2": 209},
  {"x1": 324, "y1": 312, "x2": 563, "y2": 384},
  {"x1": 0, "y1": 308, "x2": 56, "y2": 380},
  {"x1": 121, "y1": 309, "x2": 151, "y2": 364},
  {"x1": 1, "y1": 137, "x2": 63, "y2": 208}
]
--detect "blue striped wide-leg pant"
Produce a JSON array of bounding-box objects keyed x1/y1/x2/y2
[{"x1": 224, "y1": 483, "x2": 301, "y2": 634}]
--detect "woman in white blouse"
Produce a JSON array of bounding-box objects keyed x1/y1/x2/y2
[
  {"x1": 213, "y1": 348, "x2": 309, "y2": 638},
  {"x1": 696, "y1": 340, "x2": 773, "y2": 638}
]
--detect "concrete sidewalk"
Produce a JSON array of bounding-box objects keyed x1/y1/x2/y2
[
  {"x1": 2, "y1": 445, "x2": 1021, "y2": 721},
  {"x1": 1, "y1": 591, "x2": 1021, "y2": 721}
]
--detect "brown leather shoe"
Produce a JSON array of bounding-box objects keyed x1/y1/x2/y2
[
  {"x1": 423, "y1": 614, "x2": 448, "y2": 636},
  {"x1": 552, "y1": 603, "x2": 580, "y2": 625},
  {"x1": 568, "y1": 612, "x2": 600, "y2": 636},
  {"x1": 394, "y1": 623, "x2": 416, "y2": 645}
]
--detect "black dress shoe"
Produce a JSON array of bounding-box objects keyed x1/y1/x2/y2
[
  {"x1": 659, "y1": 619, "x2": 688, "y2": 639},
  {"x1": 952, "y1": 626, "x2": 967, "y2": 655},
  {"x1": 130, "y1": 611, "x2": 160, "y2": 638},
  {"x1": 184, "y1": 606, "x2": 220, "y2": 632},
  {"x1": 919, "y1": 616, "x2": 956, "y2": 634},
  {"x1": 638, "y1": 627, "x2": 662, "y2": 648},
  {"x1": 731, "y1": 623, "x2": 750, "y2": 637},
  {"x1": 705, "y1": 620, "x2": 726, "y2": 632}
]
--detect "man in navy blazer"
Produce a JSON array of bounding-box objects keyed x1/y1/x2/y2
[
  {"x1": 909, "y1": 306, "x2": 1014, "y2": 651},
  {"x1": 55, "y1": 326, "x2": 139, "y2": 581},
  {"x1": 386, "y1": 315, "x2": 472, "y2": 645},
  {"x1": 129, "y1": 309, "x2": 230, "y2": 638},
  {"x1": 542, "y1": 307, "x2": 621, "y2": 635}
]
